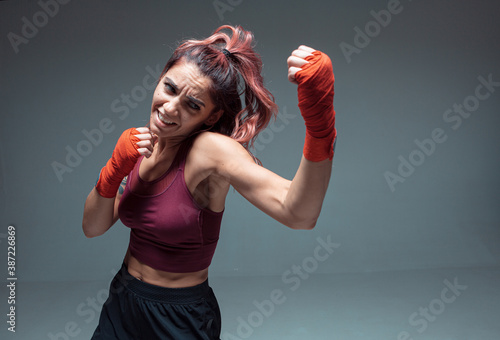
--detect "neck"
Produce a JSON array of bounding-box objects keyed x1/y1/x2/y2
[{"x1": 152, "y1": 137, "x2": 183, "y2": 163}]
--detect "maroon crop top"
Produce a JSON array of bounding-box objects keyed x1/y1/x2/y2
[{"x1": 118, "y1": 141, "x2": 224, "y2": 273}]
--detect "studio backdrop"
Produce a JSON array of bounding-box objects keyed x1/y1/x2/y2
[{"x1": 0, "y1": 0, "x2": 499, "y2": 285}]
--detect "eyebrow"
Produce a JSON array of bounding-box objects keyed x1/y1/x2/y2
[{"x1": 165, "y1": 77, "x2": 206, "y2": 108}]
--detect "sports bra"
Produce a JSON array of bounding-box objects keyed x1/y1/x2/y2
[{"x1": 118, "y1": 140, "x2": 224, "y2": 273}]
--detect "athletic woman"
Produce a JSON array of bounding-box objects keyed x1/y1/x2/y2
[{"x1": 83, "y1": 25, "x2": 337, "y2": 339}]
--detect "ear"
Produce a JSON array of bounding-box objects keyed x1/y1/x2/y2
[{"x1": 205, "y1": 110, "x2": 223, "y2": 126}]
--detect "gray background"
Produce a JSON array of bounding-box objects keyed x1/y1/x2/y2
[
  {"x1": 1, "y1": 0, "x2": 499, "y2": 279},
  {"x1": 0, "y1": 0, "x2": 499, "y2": 338}
]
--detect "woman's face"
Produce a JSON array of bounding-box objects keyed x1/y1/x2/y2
[{"x1": 149, "y1": 59, "x2": 218, "y2": 141}]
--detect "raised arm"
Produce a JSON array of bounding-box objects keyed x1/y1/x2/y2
[
  {"x1": 198, "y1": 46, "x2": 337, "y2": 230},
  {"x1": 194, "y1": 133, "x2": 330, "y2": 230},
  {"x1": 282, "y1": 45, "x2": 337, "y2": 227}
]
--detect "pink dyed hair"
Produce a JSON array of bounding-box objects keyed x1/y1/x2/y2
[{"x1": 159, "y1": 25, "x2": 278, "y2": 158}]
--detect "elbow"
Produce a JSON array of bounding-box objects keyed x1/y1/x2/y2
[
  {"x1": 297, "y1": 219, "x2": 317, "y2": 230},
  {"x1": 82, "y1": 226, "x2": 97, "y2": 238},
  {"x1": 287, "y1": 217, "x2": 318, "y2": 230},
  {"x1": 83, "y1": 230, "x2": 98, "y2": 238},
  {"x1": 82, "y1": 219, "x2": 93, "y2": 238},
  {"x1": 83, "y1": 229, "x2": 104, "y2": 238},
  {"x1": 303, "y1": 219, "x2": 318, "y2": 230},
  {"x1": 282, "y1": 203, "x2": 322, "y2": 230},
  {"x1": 82, "y1": 221, "x2": 104, "y2": 238}
]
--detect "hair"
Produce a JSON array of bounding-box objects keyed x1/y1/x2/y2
[{"x1": 159, "y1": 25, "x2": 278, "y2": 161}]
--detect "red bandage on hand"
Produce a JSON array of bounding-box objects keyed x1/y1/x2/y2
[
  {"x1": 295, "y1": 50, "x2": 337, "y2": 162},
  {"x1": 95, "y1": 128, "x2": 141, "y2": 198}
]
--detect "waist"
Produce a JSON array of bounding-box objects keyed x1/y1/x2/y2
[
  {"x1": 124, "y1": 249, "x2": 209, "y2": 288},
  {"x1": 117, "y1": 262, "x2": 212, "y2": 303}
]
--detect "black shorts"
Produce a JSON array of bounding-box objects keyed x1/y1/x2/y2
[{"x1": 91, "y1": 263, "x2": 221, "y2": 340}]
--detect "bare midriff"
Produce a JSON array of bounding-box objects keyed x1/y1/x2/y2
[{"x1": 123, "y1": 248, "x2": 209, "y2": 288}]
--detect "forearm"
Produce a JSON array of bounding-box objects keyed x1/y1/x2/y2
[
  {"x1": 283, "y1": 155, "x2": 332, "y2": 229},
  {"x1": 82, "y1": 188, "x2": 116, "y2": 238},
  {"x1": 82, "y1": 127, "x2": 152, "y2": 238},
  {"x1": 282, "y1": 48, "x2": 336, "y2": 229}
]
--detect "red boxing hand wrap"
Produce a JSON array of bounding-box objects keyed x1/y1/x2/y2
[
  {"x1": 295, "y1": 50, "x2": 337, "y2": 162},
  {"x1": 95, "y1": 128, "x2": 141, "y2": 198}
]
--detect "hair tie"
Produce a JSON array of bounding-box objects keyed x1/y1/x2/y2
[{"x1": 222, "y1": 48, "x2": 232, "y2": 58}]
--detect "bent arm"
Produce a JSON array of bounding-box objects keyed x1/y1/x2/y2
[
  {"x1": 82, "y1": 178, "x2": 125, "y2": 238},
  {"x1": 229, "y1": 153, "x2": 332, "y2": 230},
  {"x1": 198, "y1": 133, "x2": 332, "y2": 230},
  {"x1": 82, "y1": 127, "x2": 155, "y2": 238}
]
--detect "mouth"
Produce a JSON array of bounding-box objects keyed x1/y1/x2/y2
[{"x1": 156, "y1": 110, "x2": 177, "y2": 127}]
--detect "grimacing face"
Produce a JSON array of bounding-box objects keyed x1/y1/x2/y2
[{"x1": 149, "y1": 59, "x2": 219, "y2": 141}]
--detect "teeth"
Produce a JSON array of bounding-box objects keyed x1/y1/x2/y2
[{"x1": 158, "y1": 111, "x2": 175, "y2": 125}]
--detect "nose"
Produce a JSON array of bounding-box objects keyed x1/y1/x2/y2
[{"x1": 163, "y1": 97, "x2": 180, "y2": 116}]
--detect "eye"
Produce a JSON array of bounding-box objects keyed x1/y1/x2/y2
[
  {"x1": 188, "y1": 101, "x2": 201, "y2": 110},
  {"x1": 164, "y1": 82, "x2": 175, "y2": 93}
]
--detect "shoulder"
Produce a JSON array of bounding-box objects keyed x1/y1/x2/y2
[
  {"x1": 188, "y1": 131, "x2": 255, "y2": 174},
  {"x1": 191, "y1": 131, "x2": 241, "y2": 149},
  {"x1": 191, "y1": 132, "x2": 251, "y2": 160}
]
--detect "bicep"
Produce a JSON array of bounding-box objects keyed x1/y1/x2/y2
[
  {"x1": 195, "y1": 132, "x2": 294, "y2": 225},
  {"x1": 216, "y1": 142, "x2": 293, "y2": 224}
]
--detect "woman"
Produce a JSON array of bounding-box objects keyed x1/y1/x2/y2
[{"x1": 83, "y1": 25, "x2": 337, "y2": 339}]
